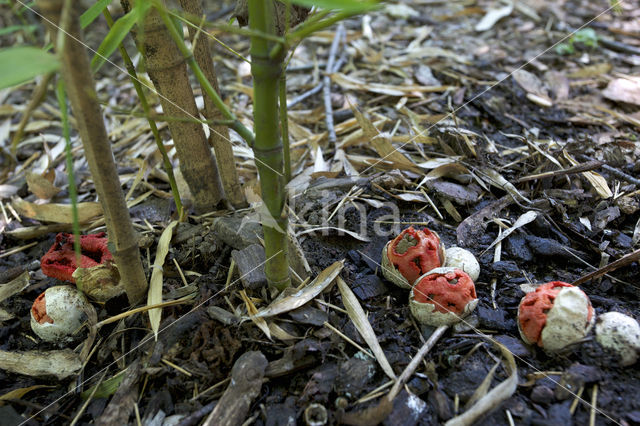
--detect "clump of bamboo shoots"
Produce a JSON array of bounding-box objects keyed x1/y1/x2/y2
[{"x1": 37, "y1": 0, "x2": 147, "y2": 304}]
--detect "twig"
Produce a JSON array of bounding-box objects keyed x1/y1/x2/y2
[
  {"x1": 387, "y1": 325, "x2": 448, "y2": 401},
  {"x1": 517, "y1": 160, "x2": 603, "y2": 182},
  {"x1": 572, "y1": 248, "x2": 640, "y2": 286},
  {"x1": 287, "y1": 52, "x2": 346, "y2": 109},
  {"x1": 576, "y1": 154, "x2": 640, "y2": 186},
  {"x1": 323, "y1": 23, "x2": 345, "y2": 144}
]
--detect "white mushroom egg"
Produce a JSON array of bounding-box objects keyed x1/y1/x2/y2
[
  {"x1": 30, "y1": 285, "x2": 95, "y2": 343},
  {"x1": 443, "y1": 247, "x2": 480, "y2": 281},
  {"x1": 595, "y1": 312, "x2": 640, "y2": 366}
]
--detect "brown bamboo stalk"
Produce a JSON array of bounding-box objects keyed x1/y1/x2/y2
[
  {"x1": 123, "y1": 1, "x2": 223, "y2": 213},
  {"x1": 179, "y1": 0, "x2": 246, "y2": 209},
  {"x1": 37, "y1": 0, "x2": 147, "y2": 304}
]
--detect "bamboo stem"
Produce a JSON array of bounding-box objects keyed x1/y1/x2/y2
[
  {"x1": 179, "y1": 0, "x2": 247, "y2": 209},
  {"x1": 248, "y1": 0, "x2": 290, "y2": 290},
  {"x1": 37, "y1": 0, "x2": 147, "y2": 304},
  {"x1": 102, "y1": 8, "x2": 183, "y2": 218},
  {"x1": 279, "y1": 74, "x2": 291, "y2": 182},
  {"x1": 154, "y1": 3, "x2": 255, "y2": 147},
  {"x1": 126, "y1": 1, "x2": 224, "y2": 213}
]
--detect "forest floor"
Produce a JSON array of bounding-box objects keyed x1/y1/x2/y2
[{"x1": 1, "y1": 0, "x2": 640, "y2": 425}]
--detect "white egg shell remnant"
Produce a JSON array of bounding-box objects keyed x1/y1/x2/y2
[
  {"x1": 595, "y1": 312, "x2": 640, "y2": 366},
  {"x1": 30, "y1": 285, "x2": 95, "y2": 343},
  {"x1": 443, "y1": 247, "x2": 480, "y2": 281},
  {"x1": 540, "y1": 287, "x2": 595, "y2": 353},
  {"x1": 380, "y1": 241, "x2": 412, "y2": 289},
  {"x1": 409, "y1": 267, "x2": 478, "y2": 327}
]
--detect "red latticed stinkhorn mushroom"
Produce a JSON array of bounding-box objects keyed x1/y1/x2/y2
[
  {"x1": 41, "y1": 232, "x2": 114, "y2": 283},
  {"x1": 30, "y1": 285, "x2": 95, "y2": 343},
  {"x1": 381, "y1": 226, "x2": 446, "y2": 289},
  {"x1": 518, "y1": 281, "x2": 595, "y2": 352},
  {"x1": 409, "y1": 267, "x2": 478, "y2": 326}
]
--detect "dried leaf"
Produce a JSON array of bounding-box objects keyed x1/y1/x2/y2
[
  {"x1": 0, "y1": 271, "x2": 30, "y2": 303},
  {"x1": 0, "y1": 308, "x2": 13, "y2": 322},
  {"x1": 484, "y1": 210, "x2": 538, "y2": 253},
  {"x1": 268, "y1": 322, "x2": 299, "y2": 342},
  {"x1": 602, "y1": 77, "x2": 640, "y2": 105},
  {"x1": 479, "y1": 168, "x2": 530, "y2": 203},
  {"x1": 337, "y1": 277, "x2": 396, "y2": 379},
  {"x1": 563, "y1": 152, "x2": 612, "y2": 199},
  {"x1": 0, "y1": 349, "x2": 82, "y2": 380},
  {"x1": 148, "y1": 220, "x2": 178, "y2": 339},
  {"x1": 333, "y1": 73, "x2": 451, "y2": 96},
  {"x1": 512, "y1": 70, "x2": 548, "y2": 98},
  {"x1": 12, "y1": 197, "x2": 102, "y2": 223},
  {"x1": 240, "y1": 290, "x2": 272, "y2": 340},
  {"x1": 352, "y1": 105, "x2": 420, "y2": 173},
  {"x1": 475, "y1": 1, "x2": 513, "y2": 31},
  {"x1": 0, "y1": 385, "x2": 53, "y2": 404},
  {"x1": 26, "y1": 171, "x2": 61, "y2": 199},
  {"x1": 254, "y1": 260, "x2": 344, "y2": 319}
]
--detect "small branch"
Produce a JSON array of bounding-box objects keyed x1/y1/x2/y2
[
  {"x1": 572, "y1": 248, "x2": 640, "y2": 286},
  {"x1": 387, "y1": 325, "x2": 448, "y2": 401},
  {"x1": 516, "y1": 160, "x2": 603, "y2": 183},
  {"x1": 286, "y1": 52, "x2": 346, "y2": 109}
]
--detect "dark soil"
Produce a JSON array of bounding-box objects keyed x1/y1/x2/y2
[{"x1": 1, "y1": 0, "x2": 640, "y2": 425}]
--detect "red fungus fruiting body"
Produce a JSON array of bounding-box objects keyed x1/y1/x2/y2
[
  {"x1": 41, "y1": 232, "x2": 113, "y2": 283},
  {"x1": 387, "y1": 227, "x2": 444, "y2": 285},
  {"x1": 413, "y1": 268, "x2": 476, "y2": 314},
  {"x1": 31, "y1": 292, "x2": 53, "y2": 324},
  {"x1": 518, "y1": 281, "x2": 594, "y2": 348},
  {"x1": 409, "y1": 267, "x2": 478, "y2": 326}
]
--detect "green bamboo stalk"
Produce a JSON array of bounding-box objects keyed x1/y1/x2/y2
[
  {"x1": 153, "y1": 3, "x2": 255, "y2": 147},
  {"x1": 279, "y1": 74, "x2": 291, "y2": 182},
  {"x1": 248, "y1": 0, "x2": 290, "y2": 290},
  {"x1": 102, "y1": 8, "x2": 183, "y2": 218}
]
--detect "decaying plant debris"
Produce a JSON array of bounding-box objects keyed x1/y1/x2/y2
[{"x1": 1, "y1": 0, "x2": 640, "y2": 424}]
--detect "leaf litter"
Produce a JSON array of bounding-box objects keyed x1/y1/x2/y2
[{"x1": 1, "y1": 0, "x2": 640, "y2": 424}]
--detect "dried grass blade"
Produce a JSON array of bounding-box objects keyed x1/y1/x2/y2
[
  {"x1": 351, "y1": 105, "x2": 420, "y2": 173},
  {"x1": 337, "y1": 277, "x2": 396, "y2": 380},
  {"x1": 479, "y1": 168, "x2": 530, "y2": 204},
  {"x1": 240, "y1": 290, "x2": 272, "y2": 340},
  {"x1": 0, "y1": 271, "x2": 30, "y2": 303},
  {"x1": 12, "y1": 198, "x2": 103, "y2": 223},
  {"x1": 148, "y1": 220, "x2": 178, "y2": 339},
  {"x1": 563, "y1": 151, "x2": 612, "y2": 199},
  {"x1": 254, "y1": 260, "x2": 344, "y2": 319},
  {"x1": 483, "y1": 210, "x2": 537, "y2": 254}
]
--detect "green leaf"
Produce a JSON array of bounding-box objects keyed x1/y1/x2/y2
[
  {"x1": 289, "y1": 0, "x2": 379, "y2": 12},
  {"x1": 91, "y1": 2, "x2": 151, "y2": 72},
  {"x1": 573, "y1": 28, "x2": 598, "y2": 48},
  {"x1": 80, "y1": 0, "x2": 113, "y2": 29},
  {"x1": 0, "y1": 46, "x2": 60, "y2": 90},
  {"x1": 0, "y1": 25, "x2": 38, "y2": 37},
  {"x1": 554, "y1": 43, "x2": 574, "y2": 55}
]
